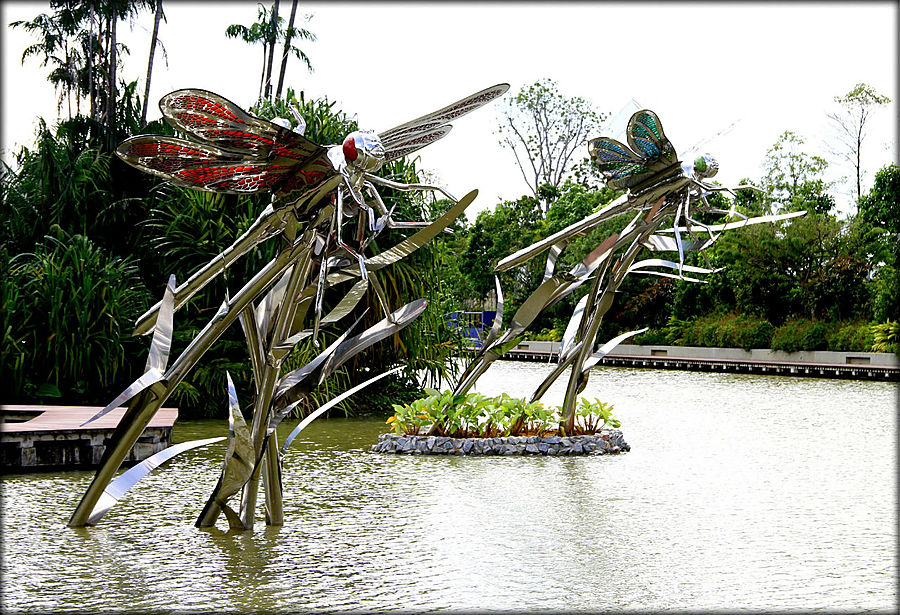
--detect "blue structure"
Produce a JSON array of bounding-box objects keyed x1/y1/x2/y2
[{"x1": 446, "y1": 311, "x2": 497, "y2": 348}]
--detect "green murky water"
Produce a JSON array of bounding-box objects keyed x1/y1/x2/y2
[{"x1": 2, "y1": 362, "x2": 896, "y2": 612}]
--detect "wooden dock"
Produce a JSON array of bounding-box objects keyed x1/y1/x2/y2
[{"x1": 0, "y1": 405, "x2": 177, "y2": 472}]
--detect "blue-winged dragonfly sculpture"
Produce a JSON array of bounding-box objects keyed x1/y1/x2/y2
[
  {"x1": 68, "y1": 84, "x2": 509, "y2": 529},
  {"x1": 453, "y1": 109, "x2": 804, "y2": 431}
]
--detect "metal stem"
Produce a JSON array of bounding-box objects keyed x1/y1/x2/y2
[
  {"x1": 239, "y1": 237, "x2": 315, "y2": 529},
  {"x1": 69, "y1": 237, "x2": 310, "y2": 527}
]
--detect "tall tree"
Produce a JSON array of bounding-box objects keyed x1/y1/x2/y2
[
  {"x1": 12, "y1": 0, "x2": 152, "y2": 141},
  {"x1": 827, "y1": 82, "x2": 892, "y2": 206},
  {"x1": 498, "y1": 78, "x2": 605, "y2": 210},
  {"x1": 226, "y1": 4, "x2": 269, "y2": 99},
  {"x1": 262, "y1": 0, "x2": 279, "y2": 99},
  {"x1": 140, "y1": 0, "x2": 165, "y2": 126},
  {"x1": 762, "y1": 131, "x2": 834, "y2": 214},
  {"x1": 275, "y1": 0, "x2": 315, "y2": 101},
  {"x1": 227, "y1": 1, "x2": 314, "y2": 102},
  {"x1": 857, "y1": 163, "x2": 900, "y2": 235},
  {"x1": 12, "y1": 6, "x2": 82, "y2": 118}
]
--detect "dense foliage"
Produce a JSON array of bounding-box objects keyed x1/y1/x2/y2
[
  {"x1": 444, "y1": 160, "x2": 898, "y2": 354},
  {"x1": 2, "y1": 4, "x2": 457, "y2": 417}
]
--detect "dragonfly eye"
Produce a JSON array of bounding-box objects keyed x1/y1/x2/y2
[
  {"x1": 693, "y1": 154, "x2": 719, "y2": 179},
  {"x1": 342, "y1": 136, "x2": 359, "y2": 162}
]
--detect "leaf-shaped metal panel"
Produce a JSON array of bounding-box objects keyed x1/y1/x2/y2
[
  {"x1": 280, "y1": 367, "x2": 403, "y2": 453},
  {"x1": 85, "y1": 436, "x2": 225, "y2": 525}
]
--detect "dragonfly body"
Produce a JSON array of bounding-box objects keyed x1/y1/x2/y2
[
  {"x1": 71, "y1": 84, "x2": 507, "y2": 529},
  {"x1": 459, "y1": 108, "x2": 804, "y2": 414},
  {"x1": 121, "y1": 84, "x2": 509, "y2": 334}
]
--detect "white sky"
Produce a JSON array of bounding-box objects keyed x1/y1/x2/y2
[{"x1": 2, "y1": 1, "x2": 897, "y2": 216}]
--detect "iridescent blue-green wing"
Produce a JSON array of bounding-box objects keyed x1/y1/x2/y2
[
  {"x1": 626, "y1": 109, "x2": 678, "y2": 165},
  {"x1": 588, "y1": 136, "x2": 657, "y2": 191}
]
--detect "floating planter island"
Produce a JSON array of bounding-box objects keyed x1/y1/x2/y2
[
  {"x1": 371, "y1": 430, "x2": 630, "y2": 456},
  {"x1": 372, "y1": 391, "x2": 629, "y2": 456}
]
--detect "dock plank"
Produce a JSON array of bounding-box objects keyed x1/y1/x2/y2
[
  {"x1": 1, "y1": 405, "x2": 179, "y2": 471},
  {"x1": 0, "y1": 405, "x2": 178, "y2": 433}
]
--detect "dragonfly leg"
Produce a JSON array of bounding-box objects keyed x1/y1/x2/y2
[
  {"x1": 334, "y1": 186, "x2": 369, "y2": 281},
  {"x1": 672, "y1": 196, "x2": 686, "y2": 277},
  {"x1": 311, "y1": 225, "x2": 334, "y2": 347},
  {"x1": 362, "y1": 178, "x2": 446, "y2": 233},
  {"x1": 365, "y1": 173, "x2": 458, "y2": 204}
]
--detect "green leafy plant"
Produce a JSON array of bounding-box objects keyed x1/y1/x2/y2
[
  {"x1": 869, "y1": 321, "x2": 899, "y2": 354},
  {"x1": 2, "y1": 226, "x2": 149, "y2": 403},
  {"x1": 386, "y1": 391, "x2": 620, "y2": 438},
  {"x1": 827, "y1": 321, "x2": 873, "y2": 352},
  {"x1": 526, "y1": 328, "x2": 562, "y2": 342},
  {"x1": 771, "y1": 319, "x2": 834, "y2": 353}
]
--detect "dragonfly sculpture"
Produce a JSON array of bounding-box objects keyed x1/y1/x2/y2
[
  {"x1": 453, "y1": 109, "x2": 804, "y2": 431},
  {"x1": 69, "y1": 83, "x2": 509, "y2": 530}
]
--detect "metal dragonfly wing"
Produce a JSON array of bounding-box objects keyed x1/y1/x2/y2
[
  {"x1": 116, "y1": 90, "x2": 333, "y2": 195},
  {"x1": 588, "y1": 109, "x2": 681, "y2": 194},
  {"x1": 116, "y1": 84, "x2": 510, "y2": 197},
  {"x1": 119, "y1": 85, "x2": 509, "y2": 334}
]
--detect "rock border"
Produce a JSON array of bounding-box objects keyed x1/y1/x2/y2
[{"x1": 370, "y1": 430, "x2": 629, "y2": 456}]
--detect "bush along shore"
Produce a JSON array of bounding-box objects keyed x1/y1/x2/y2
[
  {"x1": 631, "y1": 315, "x2": 898, "y2": 354},
  {"x1": 371, "y1": 391, "x2": 629, "y2": 456}
]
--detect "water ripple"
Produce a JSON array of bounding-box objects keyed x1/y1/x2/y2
[{"x1": 2, "y1": 364, "x2": 896, "y2": 612}]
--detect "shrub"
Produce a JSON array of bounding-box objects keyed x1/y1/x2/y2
[
  {"x1": 869, "y1": 321, "x2": 899, "y2": 354},
  {"x1": 525, "y1": 328, "x2": 563, "y2": 342},
  {"x1": 677, "y1": 313, "x2": 774, "y2": 350},
  {"x1": 771, "y1": 319, "x2": 834, "y2": 353},
  {"x1": 733, "y1": 315, "x2": 775, "y2": 350},
  {"x1": 3, "y1": 227, "x2": 149, "y2": 402},
  {"x1": 827, "y1": 321, "x2": 873, "y2": 352},
  {"x1": 632, "y1": 328, "x2": 668, "y2": 345}
]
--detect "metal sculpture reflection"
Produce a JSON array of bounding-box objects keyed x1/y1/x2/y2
[
  {"x1": 453, "y1": 109, "x2": 804, "y2": 431},
  {"x1": 68, "y1": 84, "x2": 508, "y2": 529}
]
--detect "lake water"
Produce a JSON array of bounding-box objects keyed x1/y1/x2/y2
[{"x1": 2, "y1": 362, "x2": 896, "y2": 612}]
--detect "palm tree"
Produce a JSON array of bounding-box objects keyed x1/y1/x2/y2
[
  {"x1": 275, "y1": 0, "x2": 315, "y2": 101},
  {"x1": 226, "y1": 1, "x2": 314, "y2": 102},
  {"x1": 140, "y1": 0, "x2": 165, "y2": 126},
  {"x1": 262, "y1": 0, "x2": 279, "y2": 100},
  {"x1": 225, "y1": 3, "x2": 269, "y2": 99}
]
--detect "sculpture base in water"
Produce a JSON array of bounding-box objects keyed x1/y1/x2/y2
[{"x1": 370, "y1": 431, "x2": 629, "y2": 456}]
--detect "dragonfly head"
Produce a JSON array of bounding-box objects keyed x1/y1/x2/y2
[
  {"x1": 341, "y1": 130, "x2": 385, "y2": 174},
  {"x1": 691, "y1": 154, "x2": 719, "y2": 179}
]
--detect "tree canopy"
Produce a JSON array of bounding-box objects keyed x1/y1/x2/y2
[
  {"x1": 827, "y1": 82, "x2": 892, "y2": 205},
  {"x1": 498, "y1": 78, "x2": 605, "y2": 210}
]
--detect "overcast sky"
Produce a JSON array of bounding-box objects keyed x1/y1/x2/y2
[{"x1": 2, "y1": 1, "x2": 897, "y2": 216}]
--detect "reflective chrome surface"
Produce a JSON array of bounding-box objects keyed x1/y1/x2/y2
[
  {"x1": 72, "y1": 85, "x2": 507, "y2": 528},
  {"x1": 3, "y1": 363, "x2": 895, "y2": 612},
  {"x1": 460, "y1": 109, "x2": 806, "y2": 429}
]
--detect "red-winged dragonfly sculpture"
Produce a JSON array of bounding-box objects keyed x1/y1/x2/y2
[
  {"x1": 453, "y1": 109, "x2": 804, "y2": 432},
  {"x1": 69, "y1": 84, "x2": 509, "y2": 530}
]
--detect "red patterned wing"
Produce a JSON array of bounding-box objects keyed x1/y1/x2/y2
[
  {"x1": 116, "y1": 136, "x2": 297, "y2": 193},
  {"x1": 378, "y1": 83, "x2": 509, "y2": 158},
  {"x1": 160, "y1": 89, "x2": 324, "y2": 160}
]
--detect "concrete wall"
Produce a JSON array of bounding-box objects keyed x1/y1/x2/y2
[{"x1": 513, "y1": 340, "x2": 899, "y2": 367}]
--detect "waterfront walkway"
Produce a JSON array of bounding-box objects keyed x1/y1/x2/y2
[{"x1": 496, "y1": 342, "x2": 900, "y2": 382}]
